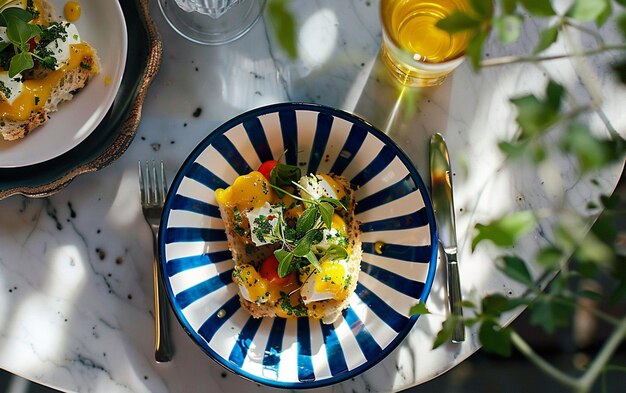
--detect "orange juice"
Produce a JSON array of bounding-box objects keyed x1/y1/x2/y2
[{"x1": 380, "y1": 0, "x2": 470, "y2": 86}]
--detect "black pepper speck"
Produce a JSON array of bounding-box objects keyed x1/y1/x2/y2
[{"x1": 193, "y1": 107, "x2": 202, "y2": 117}]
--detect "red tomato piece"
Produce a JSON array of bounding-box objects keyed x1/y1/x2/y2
[
  {"x1": 258, "y1": 160, "x2": 278, "y2": 181},
  {"x1": 28, "y1": 38, "x2": 36, "y2": 52},
  {"x1": 259, "y1": 255, "x2": 293, "y2": 285}
]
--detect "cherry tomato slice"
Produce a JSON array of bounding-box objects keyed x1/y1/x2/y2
[
  {"x1": 27, "y1": 38, "x2": 36, "y2": 52},
  {"x1": 259, "y1": 254, "x2": 293, "y2": 285},
  {"x1": 258, "y1": 160, "x2": 278, "y2": 181}
]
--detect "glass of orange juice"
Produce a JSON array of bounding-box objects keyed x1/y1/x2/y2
[{"x1": 380, "y1": 0, "x2": 470, "y2": 87}]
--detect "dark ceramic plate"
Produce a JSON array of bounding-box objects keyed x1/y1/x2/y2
[{"x1": 0, "y1": 0, "x2": 162, "y2": 199}]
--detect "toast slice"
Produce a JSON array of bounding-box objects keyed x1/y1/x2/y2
[{"x1": 0, "y1": 0, "x2": 100, "y2": 141}]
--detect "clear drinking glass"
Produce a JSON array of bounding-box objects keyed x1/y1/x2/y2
[
  {"x1": 380, "y1": 0, "x2": 470, "y2": 87},
  {"x1": 158, "y1": 0, "x2": 266, "y2": 45}
]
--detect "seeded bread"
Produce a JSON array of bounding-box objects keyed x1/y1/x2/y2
[
  {"x1": 0, "y1": 0, "x2": 100, "y2": 141},
  {"x1": 218, "y1": 175, "x2": 362, "y2": 324}
]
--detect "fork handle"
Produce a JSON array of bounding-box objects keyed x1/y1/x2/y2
[{"x1": 152, "y1": 234, "x2": 174, "y2": 362}]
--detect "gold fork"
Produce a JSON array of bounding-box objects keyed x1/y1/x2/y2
[{"x1": 138, "y1": 160, "x2": 174, "y2": 362}]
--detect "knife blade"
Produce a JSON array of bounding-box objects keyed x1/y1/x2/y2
[{"x1": 430, "y1": 133, "x2": 465, "y2": 343}]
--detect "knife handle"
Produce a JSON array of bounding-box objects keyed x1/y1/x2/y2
[{"x1": 446, "y1": 251, "x2": 465, "y2": 343}]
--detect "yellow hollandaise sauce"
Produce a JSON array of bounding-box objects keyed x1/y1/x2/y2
[
  {"x1": 63, "y1": 1, "x2": 81, "y2": 22},
  {"x1": 232, "y1": 264, "x2": 304, "y2": 318},
  {"x1": 0, "y1": 43, "x2": 96, "y2": 121},
  {"x1": 215, "y1": 171, "x2": 274, "y2": 211}
]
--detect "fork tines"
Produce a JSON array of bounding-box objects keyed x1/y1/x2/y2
[{"x1": 138, "y1": 160, "x2": 168, "y2": 206}]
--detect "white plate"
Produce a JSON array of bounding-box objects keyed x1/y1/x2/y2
[{"x1": 0, "y1": 0, "x2": 127, "y2": 168}]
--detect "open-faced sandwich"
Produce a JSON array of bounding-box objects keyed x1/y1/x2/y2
[
  {"x1": 0, "y1": 0, "x2": 99, "y2": 141},
  {"x1": 215, "y1": 158, "x2": 362, "y2": 324}
]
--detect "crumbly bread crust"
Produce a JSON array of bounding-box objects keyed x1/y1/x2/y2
[
  {"x1": 0, "y1": 1, "x2": 100, "y2": 141},
  {"x1": 219, "y1": 175, "x2": 362, "y2": 324}
]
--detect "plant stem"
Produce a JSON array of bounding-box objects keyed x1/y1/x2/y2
[
  {"x1": 510, "y1": 330, "x2": 579, "y2": 389},
  {"x1": 564, "y1": 20, "x2": 605, "y2": 47},
  {"x1": 480, "y1": 45, "x2": 626, "y2": 68},
  {"x1": 578, "y1": 315, "x2": 626, "y2": 392}
]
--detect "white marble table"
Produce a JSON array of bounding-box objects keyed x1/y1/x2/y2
[{"x1": 0, "y1": 0, "x2": 625, "y2": 392}]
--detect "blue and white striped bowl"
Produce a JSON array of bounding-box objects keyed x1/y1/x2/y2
[{"x1": 160, "y1": 103, "x2": 438, "y2": 388}]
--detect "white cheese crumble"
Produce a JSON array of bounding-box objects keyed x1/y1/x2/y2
[
  {"x1": 246, "y1": 202, "x2": 283, "y2": 246},
  {"x1": 298, "y1": 174, "x2": 341, "y2": 200},
  {"x1": 45, "y1": 23, "x2": 81, "y2": 70},
  {"x1": 0, "y1": 71, "x2": 23, "y2": 105}
]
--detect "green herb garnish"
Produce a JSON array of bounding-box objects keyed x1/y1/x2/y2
[
  {"x1": 269, "y1": 179, "x2": 349, "y2": 278},
  {"x1": 0, "y1": 8, "x2": 70, "y2": 77},
  {"x1": 0, "y1": 80, "x2": 10, "y2": 99}
]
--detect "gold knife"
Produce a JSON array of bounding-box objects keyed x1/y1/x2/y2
[{"x1": 430, "y1": 133, "x2": 465, "y2": 343}]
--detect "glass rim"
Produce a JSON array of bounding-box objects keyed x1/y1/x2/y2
[
  {"x1": 379, "y1": 1, "x2": 468, "y2": 67},
  {"x1": 381, "y1": 30, "x2": 466, "y2": 70}
]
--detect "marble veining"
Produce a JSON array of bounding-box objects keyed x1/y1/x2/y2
[{"x1": 0, "y1": 0, "x2": 624, "y2": 392}]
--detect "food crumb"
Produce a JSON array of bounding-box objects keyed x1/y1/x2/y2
[
  {"x1": 104, "y1": 75, "x2": 112, "y2": 85},
  {"x1": 193, "y1": 107, "x2": 202, "y2": 117}
]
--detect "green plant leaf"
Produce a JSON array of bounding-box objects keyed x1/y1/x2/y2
[
  {"x1": 494, "y1": 14, "x2": 522, "y2": 44},
  {"x1": 466, "y1": 30, "x2": 488, "y2": 70},
  {"x1": 461, "y1": 300, "x2": 477, "y2": 308},
  {"x1": 576, "y1": 233, "x2": 614, "y2": 265},
  {"x1": 0, "y1": 6, "x2": 33, "y2": 27},
  {"x1": 498, "y1": 255, "x2": 536, "y2": 287},
  {"x1": 591, "y1": 215, "x2": 618, "y2": 243},
  {"x1": 318, "y1": 201, "x2": 334, "y2": 230},
  {"x1": 270, "y1": 162, "x2": 301, "y2": 189},
  {"x1": 304, "y1": 250, "x2": 321, "y2": 272},
  {"x1": 432, "y1": 316, "x2": 458, "y2": 349},
  {"x1": 502, "y1": 0, "x2": 518, "y2": 14},
  {"x1": 510, "y1": 85, "x2": 562, "y2": 137},
  {"x1": 578, "y1": 290, "x2": 603, "y2": 301},
  {"x1": 546, "y1": 80, "x2": 565, "y2": 110},
  {"x1": 481, "y1": 293, "x2": 529, "y2": 317},
  {"x1": 609, "y1": 278, "x2": 626, "y2": 304},
  {"x1": 479, "y1": 320, "x2": 511, "y2": 356},
  {"x1": 560, "y1": 123, "x2": 612, "y2": 172},
  {"x1": 469, "y1": 0, "x2": 494, "y2": 18},
  {"x1": 296, "y1": 206, "x2": 318, "y2": 236},
  {"x1": 566, "y1": 0, "x2": 610, "y2": 23},
  {"x1": 498, "y1": 139, "x2": 529, "y2": 159},
  {"x1": 409, "y1": 302, "x2": 431, "y2": 316},
  {"x1": 5, "y1": 14, "x2": 39, "y2": 45},
  {"x1": 617, "y1": 0, "x2": 626, "y2": 7},
  {"x1": 531, "y1": 144, "x2": 547, "y2": 164},
  {"x1": 596, "y1": 0, "x2": 612, "y2": 26},
  {"x1": 472, "y1": 211, "x2": 537, "y2": 250},
  {"x1": 8, "y1": 51, "x2": 32, "y2": 78},
  {"x1": 319, "y1": 244, "x2": 348, "y2": 263},
  {"x1": 292, "y1": 229, "x2": 323, "y2": 257},
  {"x1": 536, "y1": 246, "x2": 563, "y2": 269},
  {"x1": 519, "y1": 0, "x2": 556, "y2": 16},
  {"x1": 267, "y1": 0, "x2": 297, "y2": 59},
  {"x1": 617, "y1": 13, "x2": 626, "y2": 39},
  {"x1": 275, "y1": 249, "x2": 294, "y2": 277},
  {"x1": 436, "y1": 11, "x2": 481, "y2": 33},
  {"x1": 576, "y1": 260, "x2": 599, "y2": 278},
  {"x1": 600, "y1": 193, "x2": 621, "y2": 209},
  {"x1": 612, "y1": 57, "x2": 626, "y2": 84},
  {"x1": 529, "y1": 297, "x2": 572, "y2": 334},
  {"x1": 534, "y1": 25, "x2": 559, "y2": 54}
]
